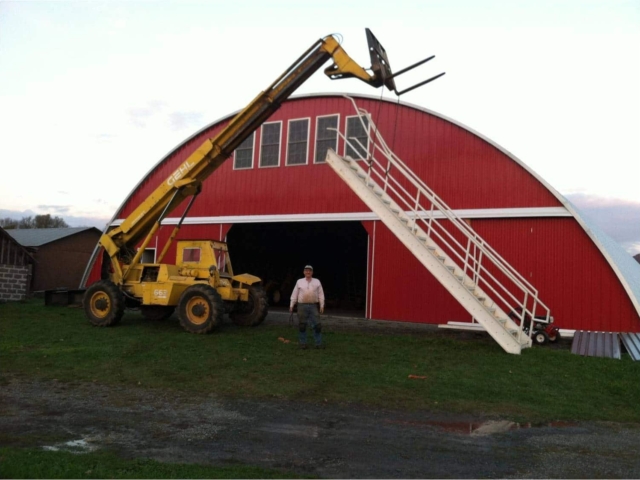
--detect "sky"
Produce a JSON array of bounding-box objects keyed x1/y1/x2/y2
[{"x1": 0, "y1": 0, "x2": 639, "y2": 255}]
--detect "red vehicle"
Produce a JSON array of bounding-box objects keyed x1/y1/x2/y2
[{"x1": 508, "y1": 307, "x2": 561, "y2": 345}]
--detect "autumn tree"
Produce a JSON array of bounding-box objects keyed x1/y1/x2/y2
[{"x1": 0, "y1": 214, "x2": 68, "y2": 229}]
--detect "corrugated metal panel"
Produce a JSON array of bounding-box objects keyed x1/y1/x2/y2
[
  {"x1": 368, "y1": 221, "x2": 468, "y2": 324},
  {"x1": 571, "y1": 331, "x2": 621, "y2": 359},
  {"x1": 621, "y1": 333, "x2": 640, "y2": 361},
  {"x1": 471, "y1": 218, "x2": 640, "y2": 333}
]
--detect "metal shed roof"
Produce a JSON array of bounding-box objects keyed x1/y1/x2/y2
[{"x1": 6, "y1": 227, "x2": 98, "y2": 247}]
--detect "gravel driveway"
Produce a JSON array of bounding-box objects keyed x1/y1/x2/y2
[{"x1": 2, "y1": 374, "x2": 639, "y2": 478}]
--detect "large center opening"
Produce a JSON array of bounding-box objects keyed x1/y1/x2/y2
[{"x1": 226, "y1": 221, "x2": 368, "y2": 317}]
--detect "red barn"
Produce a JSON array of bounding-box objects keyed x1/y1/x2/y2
[{"x1": 82, "y1": 94, "x2": 640, "y2": 333}]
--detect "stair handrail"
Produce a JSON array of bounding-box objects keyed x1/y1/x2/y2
[{"x1": 338, "y1": 98, "x2": 551, "y2": 327}]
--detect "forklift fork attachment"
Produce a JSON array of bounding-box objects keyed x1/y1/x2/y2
[{"x1": 365, "y1": 27, "x2": 445, "y2": 96}]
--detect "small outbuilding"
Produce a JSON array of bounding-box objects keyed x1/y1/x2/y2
[
  {"x1": 8, "y1": 227, "x2": 101, "y2": 292},
  {"x1": 0, "y1": 226, "x2": 35, "y2": 301}
]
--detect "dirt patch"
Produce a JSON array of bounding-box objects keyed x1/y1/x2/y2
[{"x1": 1, "y1": 375, "x2": 639, "y2": 478}]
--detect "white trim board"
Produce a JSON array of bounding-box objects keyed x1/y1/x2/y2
[{"x1": 110, "y1": 207, "x2": 570, "y2": 226}]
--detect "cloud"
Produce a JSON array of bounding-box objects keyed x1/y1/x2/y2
[
  {"x1": 566, "y1": 193, "x2": 640, "y2": 255},
  {"x1": 127, "y1": 101, "x2": 167, "y2": 128},
  {"x1": 37, "y1": 205, "x2": 71, "y2": 214},
  {"x1": 94, "y1": 133, "x2": 117, "y2": 143},
  {"x1": 168, "y1": 111, "x2": 204, "y2": 131},
  {"x1": 126, "y1": 103, "x2": 203, "y2": 132},
  {"x1": 0, "y1": 209, "x2": 38, "y2": 220}
]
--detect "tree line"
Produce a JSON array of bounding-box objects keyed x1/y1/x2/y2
[{"x1": 0, "y1": 214, "x2": 69, "y2": 229}]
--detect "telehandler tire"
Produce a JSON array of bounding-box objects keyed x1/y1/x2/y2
[
  {"x1": 177, "y1": 284, "x2": 223, "y2": 334},
  {"x1": 84, "y1": 280, "x2": 125, "y2": 327},
  {"x1": 230, "y1": 285, "x2": 268, "y2": 327},
  {"x1": 140, "y1": 305, "x2": 175, "y2": 321}
]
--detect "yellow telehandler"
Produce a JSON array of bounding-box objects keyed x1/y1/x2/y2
[{"x1": 84, "y1": 29, "x2": 441, "y2": 333}]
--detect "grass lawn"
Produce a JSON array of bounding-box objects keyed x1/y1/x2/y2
[
  {"x1": 1, "y1": 299, "x2": 639, "y2": 423},
  {"x1": 0, "y1": 447, "x2": 310, "y2": 479}
]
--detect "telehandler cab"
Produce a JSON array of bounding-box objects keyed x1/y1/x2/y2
[{"x1": 84, "y1": 29, "x2": 442, "y2": 333}]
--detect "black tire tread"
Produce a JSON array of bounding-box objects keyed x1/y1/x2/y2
[
  {"x1": 230, "y1": 286, "x2": 268, "y2": 327},
  {"x1": 178, "y1": 284, "x2": 223, "y2": 334},
  {"x1": 83, "y1": 280, "x2": 125, "y2": 327}
]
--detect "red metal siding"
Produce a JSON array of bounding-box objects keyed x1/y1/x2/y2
[
  {"x1": 367, "y1": 220, "x2": 469, "y2": 324},
  {"x1": 470, "y1": 218, "x2": 639, "y2": 333},
  {"x1": 368, "y1": 217, "x2": 639, "y2": 332}
]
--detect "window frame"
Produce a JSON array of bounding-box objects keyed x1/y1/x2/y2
[
  {"x1": 344, "y1": 114, "x2": 371, "y2": 160},
  {"x1": 285, "y1": 117, "x2": 311, "y2": 166},
  {"x1": 182, "y1": 247, "x2": 202, "y2": 263},
  {"x1": 140, "y1": 248, "x2": 156, "y2": 264},
  {"x1": 233, "y1": 131, "x2": 255, "y2": 170},
  {"x1": 314, "y1": 114, "x2": 340, "y2": 164},
  {"x1": 259, "y1": 121, "x2": 283, "y2": 168}
]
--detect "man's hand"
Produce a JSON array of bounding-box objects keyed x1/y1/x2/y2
[
  {"x1": 320, "y1": 306, "x2": 324, "y2": 314},
  {"x1": 289, "y1": 306, "x2": 294, "y2": 313}
]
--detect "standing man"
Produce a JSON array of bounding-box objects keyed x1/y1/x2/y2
[{"x1": 290, "y1": 265, "x2": 325, "y2": 349}]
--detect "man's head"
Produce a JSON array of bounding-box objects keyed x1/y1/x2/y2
[{"x1": 303, "y1": 265, "x2": 313, "y2": 278}]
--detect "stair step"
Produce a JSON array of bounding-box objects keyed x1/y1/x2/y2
[
  {"x1": 357, "y1": 172, "x2": 366, "y2": 179},
  {"x1": 473, "y1": 291, "x2": 486, "y2": 301},
  {"x1": 417, "y1": 235, "x2": 427, "y2": 242}
]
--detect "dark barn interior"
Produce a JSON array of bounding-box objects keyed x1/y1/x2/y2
[{"x1": 227, "y1": 221, "x2": 368, "y2": 316}]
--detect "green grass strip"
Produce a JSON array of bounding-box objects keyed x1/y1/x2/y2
[
  {"x1": 2, "y1": 300, "x2": 639, "y2": 422},
  {"x1": 0, "y1": 447, "x2": 308, "y2": 479}
]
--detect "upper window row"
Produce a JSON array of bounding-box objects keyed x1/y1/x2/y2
[{"x1": 233, "y1": 114, "x2": 370, "y2": 170}]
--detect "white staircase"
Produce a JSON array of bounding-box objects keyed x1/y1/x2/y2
[{"x1": 325, "y1": 98, "x2": 552, "y2": 354}]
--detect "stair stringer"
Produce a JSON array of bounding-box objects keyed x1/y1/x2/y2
[{"x1": 326, "y1": 149, "x2": 531, "y2": 354}]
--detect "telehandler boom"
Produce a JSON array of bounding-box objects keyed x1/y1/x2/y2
[{"x1": 84, "y1": 29, "x2": 441, "y2": 333}]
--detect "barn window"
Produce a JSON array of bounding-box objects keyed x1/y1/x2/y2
[
  {"x1": 286, "y1": 118, "x2": 310, "y2": 166},
  {"x1": 260, "y1": 122, "x2": 282, "y2": 167},
  {"x1": 345, "y1": 115, "x2": 370, "y2": 160},
  {"x1": 233, "y1": 132, "x2": 255, "y2": 170},
  {"x1": 315, "y1": 114, "x2": 339, "y2": 163}
]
